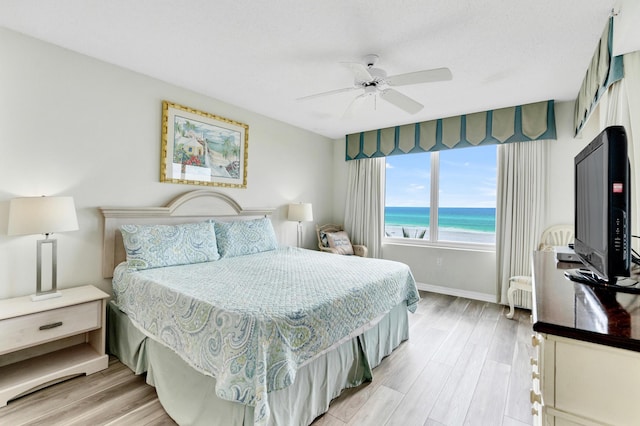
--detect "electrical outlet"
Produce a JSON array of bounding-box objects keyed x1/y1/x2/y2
[{"x1": 436, "y1": 257, "x2": 443, "y2": 266}]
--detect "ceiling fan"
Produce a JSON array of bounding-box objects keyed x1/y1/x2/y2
[{"x1": 298, "y1": 54, "x2": 452, "y2": 116}]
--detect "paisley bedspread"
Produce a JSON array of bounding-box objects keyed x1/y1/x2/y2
[{"x1": 112, "y1": 246, "x2": 419, "y2": 425}]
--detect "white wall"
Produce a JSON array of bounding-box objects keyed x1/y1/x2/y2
[
  {"x1": 0, "y1": 28, "x2": 334, "y2": 299},
  {"x1": 544, "y1": 101, "x2": 602, "y2": 227},
  {"x1": 332, "y1": 101, "x2": 589, "y2": 302}
]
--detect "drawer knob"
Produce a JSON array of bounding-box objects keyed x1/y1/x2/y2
[
  {"x1": 530, "y1": 357, "x2": 538, "y2": 366},
  {"x1": 530, "y1": 389, "x2": 542, "y2": 404},
  {"x1": 531, "y1": 335, "x2": 540, "y2": 347},
  {"x1": 39, "y1": 321, "x2": 63, "y2": 330}
]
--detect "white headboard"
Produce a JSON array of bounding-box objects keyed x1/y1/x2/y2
[{"x1": 100, "y1": 189, "x2": 274, "y2": 278}]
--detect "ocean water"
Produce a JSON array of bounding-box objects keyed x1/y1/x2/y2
[{"x1": 385, "y1": 206, "x2": 496, "y2": 243}]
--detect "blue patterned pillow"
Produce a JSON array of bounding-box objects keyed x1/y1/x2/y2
[
  {"x1": 214, "y1": 217, "x2": 278, "y2": 258},
  {"x1": 120, "y1": 222, "x2": 220, "y2": 270}
]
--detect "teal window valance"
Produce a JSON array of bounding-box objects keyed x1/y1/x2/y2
[
  {"x1": 345, "y1": 100, "x2": 556, "y2": 161},
  {"x1": 573, "y1": 16, "x2": 624, "y2": 136}
]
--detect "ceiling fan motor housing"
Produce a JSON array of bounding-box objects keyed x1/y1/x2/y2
[
  {"x1": 363, "y1": 53, "x2": 379, "y2": 67},
  {"x1": 357, "y1": 67, "x2": 387, "y2": 88}
]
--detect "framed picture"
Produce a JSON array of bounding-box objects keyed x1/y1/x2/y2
[{"x1": 160, "y1": 101, "x2": 248, "y2": 188}]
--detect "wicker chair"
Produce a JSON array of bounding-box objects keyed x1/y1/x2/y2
[{"x1": 316, "y1": 224, "x2": 368, "y2": 257}]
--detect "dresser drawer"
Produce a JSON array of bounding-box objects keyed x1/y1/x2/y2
[
  {"x1": 554, "y1": 338, "x2": 640, "y2": 425},
  {"x1": 0, "y1": 301, "x2": 101, "y2": 354}
]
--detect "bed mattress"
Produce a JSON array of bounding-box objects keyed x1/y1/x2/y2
[{"x1": 112, "y1": 246, "x2": 419, "y2": 424}]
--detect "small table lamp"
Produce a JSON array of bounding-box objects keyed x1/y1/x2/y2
[
  {"x1": 8, "y1": 196, "x2": 79, "y2": 301},
  {"x1": 288, "y1": 203, "x2": 313, "y2": 248}
]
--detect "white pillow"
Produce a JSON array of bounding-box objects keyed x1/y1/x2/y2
[{"x1": 325, "y1": 231, "x2": 354, "y2": 255}]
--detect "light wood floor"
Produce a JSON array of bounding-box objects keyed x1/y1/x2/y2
[{"x1": 0, "y1": 291, "x2": 534, "y2": 426}]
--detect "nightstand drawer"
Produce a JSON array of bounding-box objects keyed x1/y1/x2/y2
[{"x1": 0, "y1": 301, "x2": 101, "y2": 354}]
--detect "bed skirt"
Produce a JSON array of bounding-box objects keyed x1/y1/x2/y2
[{"x1": 107, "y1": 301, "x2": 409, "y2": 426}]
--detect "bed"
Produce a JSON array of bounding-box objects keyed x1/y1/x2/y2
[{"x1": 101, "y1": 190, "x2": 419, "y2": 426}]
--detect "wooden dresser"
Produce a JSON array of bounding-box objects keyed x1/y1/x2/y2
[{"x1": 531, "y1": 250, "x2": 640, "y2": 426}]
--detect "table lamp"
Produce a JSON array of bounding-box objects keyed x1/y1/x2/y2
[
  {"x1": 8, "y1": 196, "x2": 79, "y2": 301},
  {"x1": 288, "y1": 203, "x2": 313, "y2": 248}
]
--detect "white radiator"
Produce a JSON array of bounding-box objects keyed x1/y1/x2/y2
[{"x1": 512, "y1": 288, "x2": 533, "y2": 310}]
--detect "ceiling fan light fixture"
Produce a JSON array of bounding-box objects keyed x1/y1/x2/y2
[
  {"x1": 364, "y1": 85, "x2": 378, "y2": 95},
  {"x1": 298, "y1": 54, "x2": 451, "y2": 117}
]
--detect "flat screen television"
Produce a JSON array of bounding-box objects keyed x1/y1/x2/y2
[{"x1": 573, "y1": 125, "x2": 630, "y2": 284}]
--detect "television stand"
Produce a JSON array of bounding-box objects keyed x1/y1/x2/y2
[
  {"x1": 564, "y1": 268, "x2": 612, "y2": 285},
  {"x1": 564, "y1": 268, "x2": 640, "y2": 294},
  {"x1": 532, "y1": 251, "x2": 640, "y2": 425}
]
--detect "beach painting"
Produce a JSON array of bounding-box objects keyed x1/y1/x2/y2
[{"x1": 161, "y1": 101, "x2": 248, "y2": 188}]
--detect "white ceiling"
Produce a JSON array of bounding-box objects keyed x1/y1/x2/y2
[{"x1": 2, "y1": 0, "x2": 637, "y2": 139}]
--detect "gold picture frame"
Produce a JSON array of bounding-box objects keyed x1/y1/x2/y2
[{"x1": 160, "y1": 101, "x2": 248, "y2": 188}]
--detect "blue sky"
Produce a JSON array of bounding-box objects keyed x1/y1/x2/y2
[{"x1": 385, "y1": 145, "x2": 497, "y2": 208}]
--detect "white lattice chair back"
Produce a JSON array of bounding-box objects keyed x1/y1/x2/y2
[
  {"x1": 538, "y1": 224, "x2": 574, "y2": 251},
  {"x1": 506, "y1": 223, "x2": 574, "y2": 319}
]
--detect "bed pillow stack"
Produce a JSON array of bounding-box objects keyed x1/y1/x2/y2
[
  {"x1": 120, "y1": 222, "x2": 220, "y2": 270},
  {"x1": 213, "y1": 217, "x2": 279, "y2": 258},
  {"x1": 120, "y1": 217, "x2": 280, "y2": 269}
]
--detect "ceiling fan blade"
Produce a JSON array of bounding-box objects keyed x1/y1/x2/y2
[
  {"x1": 380, "y1": 89, "x2": 424, "y2": 114},
  {"x1": 342, "y1": 93, "x2": 368, "y2": 119},
  {"x1": 341, "y1": 62, "x2": 373, "y2": 82},
  {"x1": 297, "y1": 86, "x2": 360, "y2": 101},
  {"x1": 387, "y1": 67, "x2": 452, "y2": 86}
]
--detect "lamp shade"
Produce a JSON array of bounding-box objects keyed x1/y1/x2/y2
[
  {"x1": 8, "y1": 196, "x2": 79, "y2": 236},
  {"x1": 288, "y1": 203, "x2": 313, "y2": 222}
]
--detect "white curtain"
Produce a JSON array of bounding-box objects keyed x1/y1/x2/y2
[
  {"x1": 599, "y1": 52, "x2": 640, "y2": 252},
  {"x1": 495, "y1": 140, "x2": 547, "y2": 304},
  {"x1": 344, "y1": 157, "x2": 385, "y2": 258}
]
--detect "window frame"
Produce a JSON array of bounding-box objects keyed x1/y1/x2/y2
[{"x1": 383, "y1": 150, "x2": 497, "y2": 250}]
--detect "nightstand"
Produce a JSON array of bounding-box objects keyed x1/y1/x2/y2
[{"x1": 0, "y1": 285, "x2": 110, "y2": 407}]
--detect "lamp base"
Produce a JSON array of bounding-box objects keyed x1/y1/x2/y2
[
  {"x1": 31, "y1": 291, "x2": 62, "y2": 302},
  {"x1": 34, "y1": 238, "x2": 61, "y2": 302},
  {"x1": 297, "y1": 221, "x2": 303, "y2": 248}
]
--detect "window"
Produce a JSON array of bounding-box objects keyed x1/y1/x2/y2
[{"x1": 385, "y1": 145, "x2": 497, "y2": 245}]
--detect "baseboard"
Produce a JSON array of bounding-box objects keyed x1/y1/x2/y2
[{"x1": 416, "y1": 282, "x2": 497, "y2": 303}]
